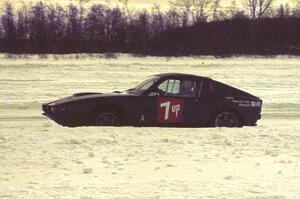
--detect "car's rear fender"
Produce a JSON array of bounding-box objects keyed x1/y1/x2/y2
[{"x1": 205, "y1": 104, "x2": 244, "y2": 127}]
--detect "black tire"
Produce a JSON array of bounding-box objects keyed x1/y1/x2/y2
[
  {"x1": 212, "y1": 111, "x2": 239, "y2": 128},
  {"x1": 95, "y1": 112, "x2": 120, "y2": 126}
]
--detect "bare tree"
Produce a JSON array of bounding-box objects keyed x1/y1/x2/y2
[
  {"x1": 245, "y1": 0, "x2": 274, "y2": 19},
  {"x1": 85, "y1": 4, "x2": 106, "y2": 41},
  {"x1": 16, "y1": 4, "x2": 28, "y2": 40},
  {"x1": 169, "y1": 0, "x2": 192, "y2": 26},
  {"x1": 169, "y1": 0, "x2": 211, "y2": 24},
  {"x1": 28, "y1": 2, "x2": 50, "y2": 52},
  {"x1": 211, "y1": 0, "x2": 222, "y2": 21},
  {"x1": 66, "y1": 4, "x2": 82, "y2": 41},
  {"x1": 150, "y1": 4, "x2": 165, "y2": 35},
  {"x1": 119, "y1": 0, "x2": 130, "y2": 18},
  {"x1": 136, "y1": 10, "x2": 150, "y2": 44},
  {"x1": 1, "y1": 3, "x2": 16, "y2": 41},
  {"x1": 192, "y1": 0, "x2": 211, "y2": 22},
  {"x1": 47, "y1": 4, "x2": 67, "y2": 42},
  {"x1": 166, "y1": 7, "x2": 181, "y2": 29},
  {"x1": 108, "y1": 7, "x2": 126, "y2": 44},
  {"x1": 277, "y1": 4, "x2": 291, "y2": 18},
  {"x1": 292, "y1": 0, "x2": 300, "y2": 17},
  {"x1": 226, "y1": 0, "x2": 238, "y2": 18}
]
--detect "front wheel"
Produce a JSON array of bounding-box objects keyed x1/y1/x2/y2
[
  {"x1": 95, "y1": 112, "x2": 120, "y2": 126},
  {"x1": 213, "y1": 111, "x2": 239, "y2": 127}
]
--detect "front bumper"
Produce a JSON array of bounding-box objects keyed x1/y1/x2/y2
[
  {"x1": 42, "y1": 103, "x2": 74, "y2": 126},
  {"x1": 42, "y1": 112, "x2": 69, "y2": 126},
  {"x1": 42, "y1": 103, "x2": 89, "y2": 127}
]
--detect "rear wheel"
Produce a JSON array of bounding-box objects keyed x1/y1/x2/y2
[
  {"x1": 95, "y1": 112, "x2": 120, "y2": 126},
  {"x1": 213, "y1": 111, "x2": 238, "y2": 127}
]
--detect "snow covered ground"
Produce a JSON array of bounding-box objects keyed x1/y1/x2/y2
[{"x1": 0, "y1": 54, "x2": 300, "y2": 198}]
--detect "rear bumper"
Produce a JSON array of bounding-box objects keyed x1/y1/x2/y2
[{"x1": 243, "y1": 112, "x2": 261, "y2": 126}]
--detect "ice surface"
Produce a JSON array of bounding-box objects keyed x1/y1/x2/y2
[{"x1": 0, "y1": 54, "x2": 300, "y2": 198}]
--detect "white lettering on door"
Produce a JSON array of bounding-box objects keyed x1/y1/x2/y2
[
  {"x1": 160, "y1": 101, "x2": 171, "y2": 120},
  {"x1": 160, "y1": 101, "x2": 181, "y2": 120},
  {"x1": 172, "y1": 104, "x2": 181, "y2": 117}
]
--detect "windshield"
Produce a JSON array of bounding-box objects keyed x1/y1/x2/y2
[{"x1": 127, "y1": 76, "x2": 159, "y2": 94}]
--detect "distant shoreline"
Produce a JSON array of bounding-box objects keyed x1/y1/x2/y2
[{"x1": 1, "y1": 53, "x2": 299, "y2": 60}]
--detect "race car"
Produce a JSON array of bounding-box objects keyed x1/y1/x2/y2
[{"x1": 42, "y1": 73, "x2": 262, "y2": 127}]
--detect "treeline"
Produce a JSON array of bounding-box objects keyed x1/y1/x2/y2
[
  {"x1": 156, "y1": 17, "x2": 300, "y2": 55},
  {"x1": 0, "y1": 1, "x2": 300, "y2": 55}
]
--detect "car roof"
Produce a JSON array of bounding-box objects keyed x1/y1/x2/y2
[{"x1": 152, "y1": 73, "x2": 211, "y2": 80}]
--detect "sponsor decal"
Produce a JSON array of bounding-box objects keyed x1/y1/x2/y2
[
  {"x1": 225, "y1": 96, "x2": 234, "y2": 100},
  {"x1": 232, "y1": 99, "x2": 250, "y2": 107},
  {"x1": 228, "y1": 97, "x2": 261, "y2": 108},
  {"x1": 251, "y1": 101, "x2": 262, "y2": 107},
  {"x1": 157, "y1": 98, "x2": 184, "y2": 123}
]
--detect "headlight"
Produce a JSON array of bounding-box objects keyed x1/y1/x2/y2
[{"x1": 50, "y1": 106, "x2": 56, "y2": 112}]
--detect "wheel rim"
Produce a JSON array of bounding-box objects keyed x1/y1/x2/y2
[
  {"x1": 214, "y1": 112, "x2": 238, "y2": 127},
  {"x1": 95, "y1": 113, "x2": 119, "y2": 126}
]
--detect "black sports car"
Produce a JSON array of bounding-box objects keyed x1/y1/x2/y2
[{"x1": 42, "y1": 73, "x2": 262, "y2": 127}]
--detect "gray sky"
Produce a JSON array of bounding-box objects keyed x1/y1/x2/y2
[
  {"x1": 67, "y1": 0, "x2": 292, "y2": 7},
  {"x1": 1, "y1": 0, "x2": 295, "y2": 10}
]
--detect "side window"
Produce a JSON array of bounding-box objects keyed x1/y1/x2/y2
[
  {"x1": 198, "y1": 80, "x2": 204, "y2": 98},
  {"x1": 179, "y1": 80, "x2": 197, "y2": 97},
  {"x1": 157, "y1": 79, "x2": 197, "y2": 97},
  {"x1": 158, "y1": 79, "x2": 180, "y2": 96},
  {"x1": 197, "y1": 80, "x2": 211, "y2": 99}
]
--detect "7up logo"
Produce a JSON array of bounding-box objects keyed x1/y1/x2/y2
[
  {"x1": 160, "y1": 102, "x2": 181, "y2": 120},
  {"x1": 158, "y1": 98, "x2": 184, "y2": 123}
]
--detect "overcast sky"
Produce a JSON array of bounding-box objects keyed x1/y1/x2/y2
[
  {"x1": 1, "y1": 0, "x2": 295, "y2": 10},
  {"x1": 60, "y1": 0, "x2": 293, "y2": 7},
  {"x1": 61, "y1": 0, "x2": 292, "y2": 6}
]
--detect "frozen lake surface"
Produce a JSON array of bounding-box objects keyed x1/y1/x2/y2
[{"x1": 0, "y1": 54, "x2": 300, "y2": 198}]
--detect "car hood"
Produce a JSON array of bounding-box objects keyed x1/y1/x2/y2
[{"x1": 43, "y1": 92, "x2": 137, "y2": 106}]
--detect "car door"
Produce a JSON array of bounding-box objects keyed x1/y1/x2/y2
[{"x1": 152, "y1": 78, "x2": 205, "y2": 126}]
